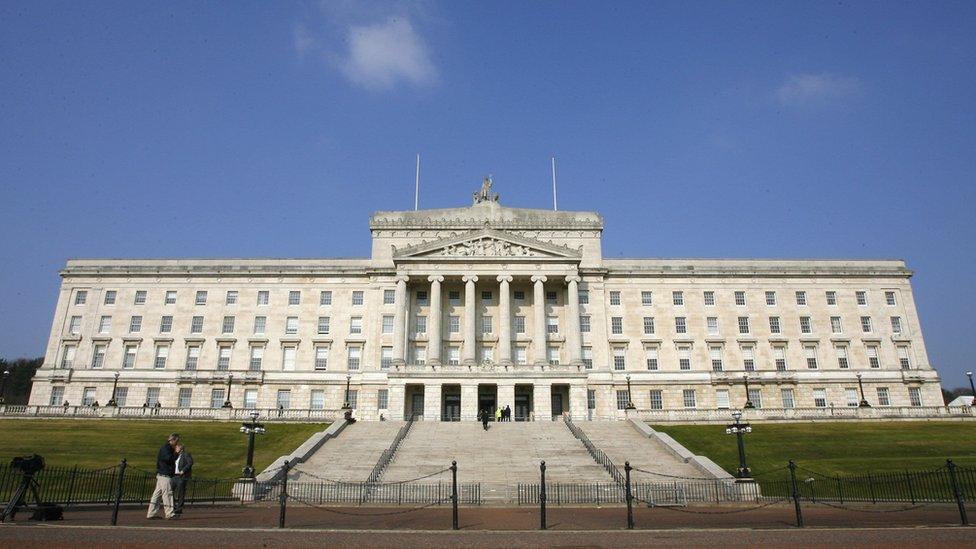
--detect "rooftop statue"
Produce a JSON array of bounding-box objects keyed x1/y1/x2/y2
[{"x1": 473, "y1": 176, "x2": 500, "y2": 204}]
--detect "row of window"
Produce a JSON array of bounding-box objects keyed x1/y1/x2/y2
[
  {"x1": 604, "y1": 314, "x2": 905, "y2": 336},
  {"x1": 610, "y1": 385, "x2": 923, "y2": 410},
  {"x1": 616, "y1": 342, "x2": 914, "y2": 371},
  {"x1": 72, "y1": 289, "x2": 389, "y2": 307},
  {"x1": 607, "y1": 289, "x2": 898, "y2": 308},
  {"x1": 51, "y1": 385, "x2": 372, "y2": 410}
]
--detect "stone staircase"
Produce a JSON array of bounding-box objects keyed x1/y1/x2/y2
[
  {"x1": 290, "y1": 420, "x2": 406, "y2": 482},
  {"x1": 576, "y1": 420, "x2": 710, "y2": 482}
]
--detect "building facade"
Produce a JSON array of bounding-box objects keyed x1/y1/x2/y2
[{"x1": 29, "y1": 183, "x2": 944, "y2": 420}]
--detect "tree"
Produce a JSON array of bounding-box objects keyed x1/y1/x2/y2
[{"x1": 0, "y1": 357, "x2": 43, "y2": 405}]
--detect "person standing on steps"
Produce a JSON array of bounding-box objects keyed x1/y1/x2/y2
[
  {"x1": 479, "y1": 407, "x2": 490, "y2": 430},
  {"x1": 495, "y1": 406, "x2": 502, "y2": 423}
]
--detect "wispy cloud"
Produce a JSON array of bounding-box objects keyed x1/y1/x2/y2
[{"x1": 775, "y1": 73, "x2": 863, "y2": 106}]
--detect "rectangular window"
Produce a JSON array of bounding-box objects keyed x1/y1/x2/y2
[
  {"x1": 734, "y1": 291, "x2": 746, "y2": 306},
  {"x1": 384, "y1": 289, "x2": 395, "y2": 305},
  {"x1": 673, "y1": 291, "x2": 684, "y2": 306},
  {"x1": 643, "y1": 316, "x2": 655, "y2": 335},
  {"x1": 742, "y1": 346, "x2": 755, "y2": 371},
  {"x1": 609, "y1": 291, "x2": 621, "y2": 306},
  {"x1": 225, "y1": 290, "x2": 238, "y2": 305},
  {"x1": 184, "y1": 346, "x2": 200, "y2": 370},
  {"x1": 867, "y1": 345, "x2": 880, "y2": 368},
  {"x1": 448, "y1": 290, "x2": 460, "y2": 306},
  {"x1": 319, "y1": 290, "x2": 332, "y2": 306},
  {"x1": 613, "y1": 348, "x2": 626, "y2": 371},
  {"x1": 348, "y1": 389, "x2": 360, "y2": 410},
  {"x1": 481, "y1": 290, "x2": 493, "y2": 304},
  {"x1": 514, "y1": 316, "x2": 525, "y2": 334},
  {"x1": 682, "y1": 389, "x2": 697, "y2": 409},
  {"x1": 104, "y1": 290, "x2": 117, "y2": 305},
  {"x1": 716, "y1": 389, "x2": 730, "y2": 409},
  {"x1": 781, "y1": 388, "x2": 796, "y2": 409},
  {"x1": 738, "y1": 316, "x2": 750, "y2": 334},
  {"x1": 836, "y1": 345, "x2": 849, "y2": 369},
  {"x1": 830, "y1": 316, "x2": 843, "y2": 333},
  {"x1": 416, "y1": 290, "x2": 428, "y2": 306},
  {"x1": 81, "y1": 387, "x2": 97, "y2": 406},
  {"x1": 349, "y1": 316, "x2": 362, "y2": 334},
  {"x1": 160, "y1": 316, "x2": 173, "y2": 333},
  {"x1": 129, "y1": 315, "x2": 143, "y2": 333},
  {"x1": 210, "y1": 389, "x2": 225, "y2": 409},
  {"x1": 799, "y1": 316, "x2": 812, "y2": 334},
  {"x1": 856, "y1": 291, "x2": 867, "y2": 306},
  {"x1": 164, "y1": 290, "x2": 177, "y2": 305},
  {"x1": 580, "y1": 315, "x2": 591, "y2": 333},
  {"x1": 769, "y1": 316, "x2": 781, "y2": 334},
  {"x1": 482, "y1": 315, "x2": 494, "y2": 334},
  {"x1": 146, "y1": 387, "x2": 161, "y2": 407},
  {"x1": 98, "y1": 316, "x2": 111, "y2": 334},
  {"x1": 611, "y1": 316, "x2": 623, "y2": 335},
  {"x1": 577, "y1": 290, "x2": 588, "y2": 304},
  {"x1": 890, "y1": 316, "x2": 902, "y2": 334},
  {"x1": 546, "y1": 291, "x2": 557, "y2": 304},
  {"x1": 616, "y1": 390, "x2": 631, "y2": 410},
  {"x1": 257, "y1": 290, "x2": 269, "y2": 306},
  {"x1": 178, "y1": 388, "x2": 193, "y2": 408},
  {"x1": 381, "y1": 347, "x2": 393, "y2": 370},
  {"x1": 547, "y1": 346, "x2": 559, "y2": 365},
  {"x1": 49, "y1": 386, "x2": 65, "y2": 406},
  {"x1": 645, "y1": 347, "x2": 658, "y2": 370},
  {"x1": 804, "y1": 346, "x2": 818, "y2": 369},
  {"x1": 649, "y1": 389, "x2": 663, "y2": 410},
  {"x1": 861, "y1": 316, "x2": 873, "y2": 333},
  {"x1": 587, "y1": 389, "x2": 596, "y2": 410},
  {"x1": 515, "y1": 346, "x2": 527, "y2": 365},
  {"x1": 706, "y1": 316, "x2": 719, "y2": 335},
  {"x1": 748, "y1": 388, "x2": 763, "y2": 409},
  {"x1": 641, "y1": 291, "x2": 653, "y2": 306},
  {"x1": 795, "y1": 291, "x2": 807, "y2": 306},
  {"x1": 122, "y1": 344, "x2": 137, "y2": 369},
  {"x1": 317, "y1": 316, "x2": 330, "y2": 334},
  {"x1": 546, "y1": 315, "x2": 558, "y2": 334},
  {"x1": 774, "y1": 346, "x2": 787, "y2": 371},
  {"x1": 378, "y1": 389, "x2": 389, "y2": 409},
  {"x1": 70, "y1": 316, "x2": 82, "y2": 334},
  {"x1": 885, "y1": 291, "x2": 897, "y2": 306},
  {"x1": 382, "y1": 315, "x2": 395, "y2": 334},
  {"x1": 448, "y1": 346, "x2": 460, "y2": 365},
  {"x1": 908, "y1": 387, "x2": 922, "y2": 407},
  {"x1": 415, "y1": 315, "x2": 427, "y2": 334},
  {"x1": 289, "y1": 290, "x2": 301, "y2": 305},
  {"x1": 813, "y1": 388, "x2": 827, "y2": 408},
  {"x1": 710, "y1": 346, "x2": 723, "y2": 372},
  {"x1": 134, "y1": 290, "x2": 147, "y2": 305},
  {"x1": 876, "y1": 387, "x2": 891, "y2": 406},
  {"x1": 217, "y1": 346, "x2": 231, "y2": 371},
  {"x1": 154, "y1": 345, "x2": 169, "y2": 369},
  {"x1": 277, "y1": 390, "x2": 292, "y2": 409},
  {"x1": 347, "y1": 346, "x2": 361, "y2": 370},
  {"x1": 678, "y1": 346, "x2": 691, "y2": 370},
  {"x1": 582, "y1": 346, "x2": 593, "y2": 369},
  {"x1": 674, "y1": 317, "x2": 686, "y2": 334},
  {"x1": 222, "y1": 316, "x2": 235, "y2": 334},
  {"x1": 310, "y1": 390, "x2": 325, "y2": 410},
  {"x1": 448, "y1": 315, "x2": 460, "y2": 334},
  {"x1": 846, "y1": 388, "x2": 859, "y2": 407},
  {"x1": 249, "y1": 347, "x2": 264, "y2": 371},
  {"x1": 765, "y1": 291, "x2": 776, "y2": 306},
  {"x1": 195, "y1": 291, "x2": 207, "y2": 305},
  {"x1": 703, "y1": 291, "x2": 715, "y2": 306},
  {"x1": 898, "y1": 346, "x2": 912, "y2": 370},
  {"x1": 352, "y1": 291, "x2": 364, "y2": 306},
  {"x1": 282, "y1": 346, "x2": 297, "y2": 371},
  {"x1": 190, "y1": 316, "x2": 204, "y2": 333},
  {"x1": 91, "y1": 344, "x2": 106, "y2": 369},
  {"x1": 243, "y1": 389, "x2": 257, "y2": 409},
  {"x1": 826, "y1": 291, "x2": 837, "y2": 305},
  {"x1": 314, "y1": 346, "x2": 329, "y2": 370},
  {"x1": 75, "y1": 290, "x2": 88, "y2": 305},
  {"x1": 515, "y1": 290, "x2": 526, "y2": 301}
]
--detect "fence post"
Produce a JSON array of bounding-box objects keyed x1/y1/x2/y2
[
  {"x1": 788, "y1": 460, "x2": 803, "y2": 528},
  {"x1": 66, "y1": 465, "x2": 78, "y2": 509},
  {"x1": 539, "y1": 461, "x2": 547, "y2": 530},
  {"x1": 946, "y1": 459, "x2": 969, "y2": 526},
  {"x1": 451, "y1": 460, "x2": 459, "y2": 530},
  {"x1": 624, "y1": 461, "x2": 634, "y2": 530},
  {"x1": 868, "y1": 472, "x2": 876, "y2": 504},
  {"x1": 111, "y1": 459, "x2": 127, "y2": 526},
  {"x1": 905, "y1": 471, "x2": 915, "y2": 505},
  {"x1": 278, "y1": 459, "x2": 291, "y2": 529}
]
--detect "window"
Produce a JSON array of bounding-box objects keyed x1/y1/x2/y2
[
  {"x1": 165, "y1": 291, "x2": 177, "y2": 305},
  {"x1": 275, "y1": 389, "x2": 291, "y2": 410},
  {"x1": 580, "y1": 315, "x2": 591, "y2": 333},
  {"x1": 890, "y1": 316, "x2": 902, "y2": 334},
  {"x1": 515, "y1": 290, "x2": 526, "y2": 301},
  {"x1": 70, "y1": 316, "x2": 82, "y2": 334},
  {"x1": 122, "y1": 344, "x2": 137, "y2": 369},
  {"x1": 310, "y1": 390, "x2": 325, "y2": 410},
  {"x1": 185, "y1": 346, "x2": 200, "y2": 370},
  {"x1": 673, "y1": 291, "x2": 684, "y2": 306},
  {"x1": 611, "y1": 316, "x2": 623, "y2": 335},
  {"x1": 225, "y1": 290, "x2": 238, "y2": 305},
  {"x1": 448, "y1": 346, "x2": 460, "y2": 365},
  {"x1": 104, "y1": 290, "x2": 117, "y2": 305},
  {"x1": 289, "y1": 290, "x2": 301, "y2": 305},
  {"x1": 830, "y1": 316, "x2": 843, "y2": 333},
  {"x1": 210, "y1": 389, "x2": 225, "y2": 409},
  {"x1": 190, "y1": 316, "x2": 204, "y2": 333},
  {"x1": 703, "y1": 291, "x2": 715, "y2": 306},
  {"x1": 414, "y1": 315, "x2": 428, "y2": 334},
  {"x1": 257, "y1": 290, "x2": 269, "y2": 306},
  {"x1": 314, "y1": 346, "x2": 329, "y2": 370},
  {"x1": 742, "y1": 346, "x2": 755, "y2": 371},
  {"x1": 645, "y1": 347, "x2": 658, "y2": 370},
  {"x1": 765, "y1": 291, "x2": 776, "y2": 306},
  {"x1": 649, "y1": 390, "x2": 663, "y2": 410},
  {"x1": 98, "y1": 316, "x2": 111, "y2": 334},
  {"x1": 682, "y1": 389, "x2": 697, "y2": 408},
  {"x1": 134, "y1": 290, "x2": 147, "y2": 305},
  {"x1": 347, "y1": 346, "x2": 361, "y2": 370},
  {"x1": 217, "y1": 346, "x2": 231, "y2": 371},
  {"x1": 482, "y1": 315, "x2": 494, "y2": 334},
  {"x1": 804, "y1": 346, "x2": 818, "y2": 369},
  {"x1": 481, "y1": 291, "x2": 493, "y2": 304},
  {"x1": 616, "y1": 390, "x2": 631, "y2": 410},
  {"x1": 898, "y1": 346, "x2": 912, "y2": 370},
  {"x1": 795, "y1": 291, "x2": 807, "y2": 306},
  {"x1": 514, "y1": 316, "x2": 525, "y2": 334},
  {"x1": 195, "y1": 291, "x2": 207, "y2": 305},
  {"x1": 826, "y1": 291, "x2": 837, "y2": 305},
  {"x1": 282, "y1": 346, "x2": 296, "y2": 371},
  {"x1": 515, "y1": 346, "x2": 527, "y2": 365},
  {"x1": 845, "y1": 388, "x2": 859, "y2": 407},
  {"x1": 738, "y1": 316, "x2": 750, "y2": 334},
  {"x1": 546, "y1": 316, "x2": 558, "y2": 334},
  {"x1": 582, "y1": 347, "x2": 593, "y2": 369},
  {"x1": 60, "y1": 345, "x2": 76, "y2": 369},
  {"x1": 734, "y1": 291, "x2": 746, "y2": 306},
  {"x1": 448, "y1": 315, "x2": 460, "y2": 334},
  {"x1": 382, "y1": 315, "x2": 395, "y2": 334},
  {"x1": 577, "y1": 290, "x2": 588, "y2": 304},
  {"x1": 253, "y1": 316, "x2": 266, "y2": 335},
  {"x1": 378, "y1": 389, "x2": 389, "y2": 409},
  {"x1": 706, "y1": 317, "x2": 719, "y2": 335},
  {"x1": 547, "y1": 346, "x2": 559, "y2": 365},
  {"x1": 249, "y1": 347, "x2": 264, "y2": 371},
  {"x1": 178, "y1": 388, "x2": 193, "y2": 408},
  {"x1": 773, "y1": 346, "x2": 787, "y2": 371},
  {"x1": 867, "y1": 346, "x2": 880, "y2": 368},
  {"x1": 75, "y1": 290, "x2": 88, "y2": 305},
  {"x1": 799, "y1": 316, "x2": 812, "y2": 334},
  {"x1": 813, "y1": 388, "x2": 827, "y2": 408},
  {"x1": 82, "y1": 387, "x2": 97, "y2": 406},
  {"x1": 710, "y1": 346, "x2": 723, "y2": 372},
  {"x1": 91, "y1": 345, "x2": 106, "y2": 369},
  {"x1": 478, "y1": 346, "x2": 493, "y2": 364},
  {"x1": 160, "y1": 316, "x2": 173, "y2": 333},
  {"x1": 641, "y1": 291, "x2": 653, "y2": 306},
  {"x1": 609, "y1": 291, "x2": 621, "y2": 306},
  {"x1": 546, "y1": 291, "x2": 557, "y2": 304},
  {"x1": 319, "y1": 290, "x2": 332, "y2": 306},
  {"x1": 222, "y1": 316, "x2": 235, "y2": 334},
  {"x1": 317, "y1": 316, "x2": 330, "y2": 334},
  {"x1": 243, "y1": 389, "x2": 258, "y2": 409},
  {"x1": 643, "y1": 316, "x2": 655, "y2": 335},
  {"x1": 146, "y1": 387, "x2": 161, "y2": 407},
  {"x1": 716, "y1": 389, "x2": 730, "y2": 409},
  {"x1": 748, "y1": 388, "x2": 763, "y2": 409},
  {"x1": 49, "y1": 386, "x2": 65, "y2": 406},
  {"x1": 769, "y1": 316, "x2": 781, "y2": 334},
  {"x1": 384, "y1": 289, "x2": 395, "y2": 305},
  {"x1": 154, "y1": 346, "x2": 169, "y2": 369},
  {"x1": 352, "y1": 291, "x2": 364, "y2": 306},
  {"x1": 674, "y1": 317, "x2": 686, "y2": 334},
  {"x1": 836, "y1": 345, "x2": 849, "y2": 369},
  {"x1": 349, "y1": 317, "x2": 362, "y2": 334},
  {"x1": 448, "y1": 291, "x2": 460, "y2": 306},
  {"x1": 856, "y1": 291, "x2": 867, "y2": 306},
  {"x1": 885, "y1": 291, "x2": 897, "y2": 306},
  {"x1": 587, "y1": 389, "x2": 596, "y2": 410},
  {"x1": 781, "y1": 388, "x2": 796, "y2": 409},
  {"x1": 678, "y1": 346, "x2": 691, "y2": 370},
  {"x1": 381, "y1": 347, "x2": 393, "y2": 370},
  {"x1": 876, "y1": 387, "x2": 891, "y2": 406},
  {"x1": 861, "y1": 316, "x2": 873, "y2": 333},
  {"x1": 613, "y1": 348, "x2": 626, "y2": 371}
]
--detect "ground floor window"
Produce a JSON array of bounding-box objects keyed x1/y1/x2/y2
[
  {"x1": 649, "y1": 389, "x2": 663, "y2": 410},
  {"x1": 780, "y1": 388, "x2": 795, "y2": 409},
  {"x1": 615, "y1": 390, "x2": 630, "y2": 410},
  {"x1": 114, "y1": 387, "x2": 128, "y2": 407},
  {"x1": 845, "y1": 388, "x2": 859, "y2": 407},
  {"x1": 178, "y1": 387, "x2": 192, "y2": 408},
  {"x1": 747, "y1": 388, "x2": 763, "y2": 409},
  {"x1": 908, "y1": 387, "x2": 922, "y2": 407},
  {"x1": 876, "y1": 387, "x2": 891, "y2": 406},
  {"x1": 378, "y1": 389, "x2": 389, "y2": 410},
  {"x1": 276, "y1": 390, "x2": 291, "y2": 410},
  {"x1": 146, "y1": 387, "x2": 160, "y2": 407},
  {"x1": 82, "y1": 387, "x2": 96, "y2": 406},
  {"x1": 813, "y1": 388, "x2": 827, "y2": 408},
  {"x1": 310, "y1": 390, "x2": 325, "y2": 410},
  {"x1": 682, "y1": 389, "x2": 696, "y2": 409},
  {"x1": 243, "y1": 389, "x2": 257, "y2": 409},
  {"x1": 715, "y1": 389, "x2": 730, "y2": 409},
  {"x1": 210, "y1": 389, "x2": 225, "y2": 409},
  {"x1": 49, "y1": 386, "x2": 64, "y2": 406},
  {"x1": 587, "y1": 389, "x2": 596, "y2": 410},
  {"x1": 347, "y1": 389, "x2": 358, "y2": 409}
]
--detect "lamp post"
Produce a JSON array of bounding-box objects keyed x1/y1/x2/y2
[
  {"x1": 725, "y1": 410, "x2": 752, "y2": 478},
  {"x1": 342, "y1": 373, "x2": 352, "y2": 409},
  {"x1": 107, "y1": 372, "x2": 120, "y2": 407},
  {"x1": 222, "y1": 374, "x2": 234, "y2": 408},
  {"x1": 0, "y1": 369, "x2": 10, "y2": 405},
  {"x1": 742, "y1": 375, "x2": 755, "y2": 409},
  {"x1": 625, "y1": 374, "x2": 636, "y2": 409},
  {"x1": 966, "y1": 372, "x2": 975, "y2": 407},
  {"x1": 856, "y1": 373, "x2": 871, "y2": 408},
  {"x1": 239, "y1": 412, "x2": 265, "y2": 478}
]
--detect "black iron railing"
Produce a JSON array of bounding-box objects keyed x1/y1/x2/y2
[
  {"x1": 366, "y1": 415, "x2": 415, "y2": 484},
  {"x1": 563, "y1": 416, "x2": 625, "y2": 485}
]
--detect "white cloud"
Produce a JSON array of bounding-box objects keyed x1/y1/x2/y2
[
  {"x1": 338, "y1": 17, "x2": 437, "y2": 90},
  {"x1": 775, "y1": 73, "x2": 863, "y2": 106}
]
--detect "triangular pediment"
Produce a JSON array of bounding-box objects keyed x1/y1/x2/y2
[{"x1": 393, "y1": 229, "x2": 581, "y2": 261}]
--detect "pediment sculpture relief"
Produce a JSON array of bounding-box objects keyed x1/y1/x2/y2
[{"x1": 432, "y1": 238, "x2": 544, "y2": 258}]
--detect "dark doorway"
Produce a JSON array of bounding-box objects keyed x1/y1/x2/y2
[
  {"x1": 514, "y1": 384, "x2": 534, "y2": 421},
  {"x1": 442, "y1": 385, "x2": 460, "y2": 421},
  {"x1": 478, "y1": 384, "x2": 497, "y2": 419}
]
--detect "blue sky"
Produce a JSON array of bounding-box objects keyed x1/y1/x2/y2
[{"x1": 1, "y1": 1, "x2": 974, "y2": 386}]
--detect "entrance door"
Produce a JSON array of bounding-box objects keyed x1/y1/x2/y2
[
  {"x1": 442, "y1": 395, "x2": 460, "y2": 422},
  {"x1": 478, "y1": 386, "x2": 497, "y2": 420},
  {"x1": 410, "y1": 393, "x2": 424, "y2": 419},
  {"x1": 551, "y1": 393, "x2": 564, "y2": 418},
  {"x1": 514, "y1": 393, "x2": 531, "y2": 421}
]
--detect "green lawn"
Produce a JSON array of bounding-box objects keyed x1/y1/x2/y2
[
  {"x1": 0, "y1": 419, "x2": 327, "y2": 479},
  {"x1": 653, "y1": 421, "x2": 976, "y2": 478}
]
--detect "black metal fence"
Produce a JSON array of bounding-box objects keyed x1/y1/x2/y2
[
  {"x1": 760, "y1": 464, "x2": 976, "y2": 504},
  {"x1": 563, "y1": 417, "x2": 625, "y2": 485},
  {"x1": 279, "y1": 481, "x2": 481, "y2": 505},
  {"x1": 516, "y1": 480, "x2": 762, "y2": 506},
  {"x1": 367, "y1": 415, "x2": 415, "y2": 483}
]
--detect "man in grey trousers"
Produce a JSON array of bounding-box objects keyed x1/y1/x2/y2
[{"x1": 147, "y1": 433, "x2": 179, "y2": 519}]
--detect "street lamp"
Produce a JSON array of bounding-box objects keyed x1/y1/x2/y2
[
  {"x1": 725, "y1": 410, "x2": 752, "y2": 479},
  {"x1": 222, "y1": 374, "x2": 234, "y2": 408},
  {"x1": 966, "y1": 372, "x2": 975, "y2": 408},
  {"x1": 0, "y1": 369, "x2": 10, "y2": 405},
  {"x1": 107, "y1": 372, "x2": 120, "y2": 407},
  {"x1": 625, "y1": 374, "x2": 636, "y2": 409},
  {"x1": 342, "y1": 373, "x2": 352, "y2": 409},
  {"x1": 742, "y1": 375, "x2": 755, "y2": 409},
  {"x1": 239, "y1": 412, "x2": 265, "y2": 478},
  {"x1": 856, "y1": 373, "x2": 871, "y2": 408}
]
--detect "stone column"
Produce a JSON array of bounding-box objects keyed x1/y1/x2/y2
[
  {"x1": 569, "y1": 384, "x2": 588, "y2": 421},
  {"x1": 427, "y1": 275, "x2": 444, "y2": 365},
  {"x1": 497, "y1": 275, "x2": 513, "y2": 365},
  {"x1": 462, "y1": 275, "x2": 478, "y2": 365},
  {"x1": 392, "y1": 275, "x2": 409, "y2": 366},
  {"x1": 565, "y1": 275, "x2": 583, "y2": 367},
  {"x1": 533, "y1": 383, "x2": 552, "y2": 421},
  {"x1": 461, "y1": 384, "x2": 479, "y2": 421},
  {"x1": 531, "y1": 275, "x2": 548, "y2": 365},
  {"x1": 424, "y1": 383, "x2": 441, "y2": 422},
  {"x1": 388, "y1": 383, "x2": 406, "y2": 421}
]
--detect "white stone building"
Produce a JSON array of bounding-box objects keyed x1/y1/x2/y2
[{"x1": 29, "y1": 182, "x2": 945, "y2": 420}]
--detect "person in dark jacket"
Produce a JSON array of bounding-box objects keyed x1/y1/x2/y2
[
  {"x1": 172, "y1": 443, "x2": 194, "y2": 516},
  {"x1": 479, "y1": 408, "x2": 490, "y2": 431},
  {"x1": 147, "y1": 433, "x2": 179, "y2": 519}
]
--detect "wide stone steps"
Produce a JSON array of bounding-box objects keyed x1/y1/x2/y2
[
  {"x1": 290, "y1": 420, "x2": 406, "y2": 482},
  {"x1": 576, "y1": 421, "x2": 708, "y2": 482}
]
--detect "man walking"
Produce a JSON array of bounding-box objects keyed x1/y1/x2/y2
[
  {"x1": 479, "y1": 408, "x2": 490, "y2": 431},
  {"x1": 172, "y1": 443, "x2": 194, "y2": 516},
  {"x1": 147, "y1": 433, "x2": 179, "y2": 519}
]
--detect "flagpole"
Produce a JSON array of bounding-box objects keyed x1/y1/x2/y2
[
  {"x1": 414, "y1": 154, "x2": 420, "y2": 211},
  {"x1": 551, "y1": 156, "x2": 558, "y2": 211}
]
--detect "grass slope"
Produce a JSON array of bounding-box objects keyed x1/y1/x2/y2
[
  {"x1": 0, "y1": 419, "x2": 327, "y2": 479},
  {"x1": 653, "y1": 421, "x2": 976, "y2": 477}
]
